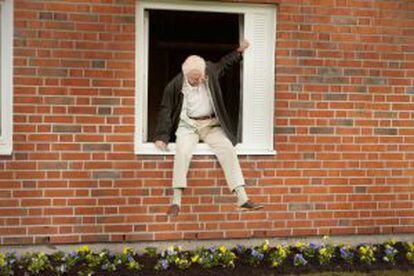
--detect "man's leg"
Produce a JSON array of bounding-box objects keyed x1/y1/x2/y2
[
  {"x1": 201, "y1": 126, "x2": 251, "y2": 205},
  {"x1": 167, "y1": 128, "x2": 199, "y2": 216}
]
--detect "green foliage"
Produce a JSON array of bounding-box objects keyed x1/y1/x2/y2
[
  {"x1": 338, "y1": 243, "x2": 355, "y2": 264},
  {"x1": 318, "y1": 245, "x2": 335, "y2": 265},
  {"x1": 318, "y1": 236, "x2": 335, "y2": 265},
  {"x1": 404, "y1": 241, "x2": 414, "y2": 265},
  {"x1": 0, "y1": 252, "x2": 16, "y2": 276},
  {"x1": 155, "y1": 245, "x2": 192, "y2": 271},
  {"x1": 357, "y1": 244, "x2": 377, "y2": 265},
  {"x1": 21, "y1": 252, "x2": 51, "y2": 275},
  {"x1": 295, "y1": 241, "x2": 317, "y2": 259},
  {"x1": 144, "y1": 246, "x2": 158, "y2": 258},
  {"x1": 190, "y1": 245, "x2": 237, "y2": 269},
  {"x1": 116, "y1": 246, "x2": 142, "y2": 271},
  {"x1": 381, "y1": 239, "x2": 398, "y2": 265},
  {"x1": 242, "y1": 240, "x2": 269, "y2": 267},
  {"x1": 268, "y1": 244, "x2": 289, "y2": 268},
  {"x1": 50, "y1": 245, "x2": 142, "y2": 276}
]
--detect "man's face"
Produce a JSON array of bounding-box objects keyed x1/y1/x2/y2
[{"x1": 186, "y1": 69, "x2": 204, "y2": 87}]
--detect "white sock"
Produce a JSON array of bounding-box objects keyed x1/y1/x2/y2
[
  {"x1": 234, "y1": 186, "x2": 249, "y2": 206},
  {"x1": 172, "y1": 188, "x2": 183, "y2": 206}
]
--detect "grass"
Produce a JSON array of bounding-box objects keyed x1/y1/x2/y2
[{"x1": 306, "y1": 270, "x2": 413, "y2": 276}]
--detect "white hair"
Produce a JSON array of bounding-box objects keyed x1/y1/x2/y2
[{"x1": 181, "y1": 55, "x2": 206, "y2": 77}]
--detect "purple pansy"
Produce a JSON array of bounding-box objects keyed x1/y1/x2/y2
[
  {"x1": 161, "y1": 259, "x2": 169, "y2": 270},
  {"x1": 294, "y1": 253, "x2": 307, "y2": 266}
]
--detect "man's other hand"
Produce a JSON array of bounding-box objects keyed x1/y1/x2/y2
[
  {"x1": 155, "y1": 140, "x2": 169, "y2": 151},
  {"x1": 237, "y1": 39, "x2": 250, "y2": 53}
]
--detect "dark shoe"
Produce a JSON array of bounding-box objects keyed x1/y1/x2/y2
[
  {"x1": 237, "y1": 200, "x2": 264, "y2": 211},
  {"x1": 166, "y1": 204, "x2": 180, "y2": 217}
]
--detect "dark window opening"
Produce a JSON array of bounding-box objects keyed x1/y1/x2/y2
[{"x1": 147, "y1": 9, "x2": 242, "y2": 143}]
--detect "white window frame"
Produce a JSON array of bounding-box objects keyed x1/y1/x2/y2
[
  {"x1": 135, "y1": 0, "x2": 276, "y2": 155},
  {"x1": 0, "y1": 0, "x2": 13, "y2": 155}
]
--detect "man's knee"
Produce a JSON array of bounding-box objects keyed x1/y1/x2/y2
[
  {"x1": 175, "y1": 143, "x2": 194, "y2": 160},
  {"x1": 218, "y1": 142, "x2": 238, "y2": 158}
]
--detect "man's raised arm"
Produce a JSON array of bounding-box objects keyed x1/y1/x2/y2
[{"x1": 215, "y1": 39, "x2": 250, "y2": 78}]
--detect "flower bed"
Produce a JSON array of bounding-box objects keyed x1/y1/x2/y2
[{"x1": 1, "y1": 236, "x2": 414, "y2": 275}]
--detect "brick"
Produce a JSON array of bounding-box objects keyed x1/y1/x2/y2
[
  {"x1": 310, "y1": 127, "x2": 334, "y2": 134},
  {"x1": 406, "y1": 87, "x2": 414, "y2": 94},
  {"x1": 81, "y1": 235, "x2": 110, "y2": 243},
  {"x1": 288, "y1": 203, "x2": 313, "y2": 211},
  {"x1": 44, "y1": 97, "x2": 74, "y2": 105},
  {"x1": 53, "y1": 125, "x2": 82, "y2": 133},
  {"x1": 98, "y1": 107, "x2": 112, "y2": 114},
  {"x1": 290, "y1": 101, "x2": 314, "y2": 108},
  {"x1": 92, "y1": 60, "x2": 106, "y2": 68},
  {"x1": 275, "y1": 127, "x2": 295, "y2": 134},
  {"x1": 292, "y1": 49, "x2": 315, "y2": 57},
  {"x1": 374, "y1": 128, "x2": 397, "y2": 135},
  {"x1": 39, "y1": 12, "x2": 53, "y2": 20},
  {"x1": 318, "y1": 67, "x2": 342, "y2": 76},
  {"x1": 334, "y1": 119, "x2": 354, "y2": 126},
  {"x1": 354, "y1": 186, "x2": 366, "y2": 193},
  {"x1": 92, "y1": 171, "x2": 121, "y2": 179},
  {"x1": 365, "y1": 77, "x2": 387, "y2": 85},
  {"x1": 75, "y1": 207, "x2": 104, "y2": 216},
  {"x1": 3, "y1": 237, "x2": 33, "y2": 245},
  {"x1": 83, "y1": 144, "x2": 111, "y2": 151},
  {"x1": 323, "y1": 93, "x2": 347, "y2": 101}
]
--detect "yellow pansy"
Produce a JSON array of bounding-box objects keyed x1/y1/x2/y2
[
  {"x1": 77, "y1": 245, "x2": 90, "y2": 253},
  {"x1": 296, "y1": 241, "x2": 306, "y2": 248},
  {"x1": 359, "y1": 246, "x2": 369, "y2": 254},
  {"x1": 0, "y1": 253, "x2": 5, "y2": 267},
  {"x1": 263, "y1": 240, "x2": 269, "y2": 251},
  {"x1": 191, "y1": 254, "x2": 200, "y2": 263},
  {"x1": 219, "y1": 245, "x2": 227, "y2": 254},
  {"x1": 122, "y1": 247, "x2": 131, "y2": 255}
]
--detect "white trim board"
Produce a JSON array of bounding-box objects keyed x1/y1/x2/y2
[
  {"x1": 0, "y1": 0, "x2": 13, "y2": 155},
  {"x1": 135, "y1": 0, "x2": 276, "y2": 155}
]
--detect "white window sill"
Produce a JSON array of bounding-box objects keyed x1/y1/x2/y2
[
  {"x1": 0, "y1": 142, "x2": 12, "y2": 155},
  {"x1": 134, "y1": 142, "x2": 276, "y2": 156}
]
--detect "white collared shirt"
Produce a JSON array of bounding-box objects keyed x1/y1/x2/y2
[{"x1": 181, "y1": 78, "x2": 214, "y2": 118}]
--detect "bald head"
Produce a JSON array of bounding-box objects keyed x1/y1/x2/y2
[{"x1": 182, "y1": 55, "x2": 206, "y2": 87}]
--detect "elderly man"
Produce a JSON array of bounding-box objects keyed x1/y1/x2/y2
[{"x1": 154, "y1": 40, "x2": 263, "y2": 217}]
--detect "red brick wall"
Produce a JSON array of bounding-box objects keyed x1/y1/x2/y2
[{"x1": 1, "y1": 0, "x2": 413, "y2": 245}]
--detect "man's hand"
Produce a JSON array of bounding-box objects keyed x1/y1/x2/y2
[
  {"x1": 155, "y1": 140, "x2": 169, "y2": 151},
  {"x1": 237, "y1": 39, "x2": 250, "y2": 53}
]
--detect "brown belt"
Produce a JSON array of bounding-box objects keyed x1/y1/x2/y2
[{"x1": 189, "y1": 114, "x2": 216, "y2": 120}]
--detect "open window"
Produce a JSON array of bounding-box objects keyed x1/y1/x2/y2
[
  {"x1": 0, "y1": 0, "x2": 13, "y2": 155},
  {"x1": 147, "y1": 9, "x2": 241, "y2": 144},
  {"x1": 135, "y1": 0, "x2": 276, "y2": 155}
]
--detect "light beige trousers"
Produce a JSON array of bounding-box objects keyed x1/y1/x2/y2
[{"x1": 172, "y1": 117, "x2": 245, "y2": 192}]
